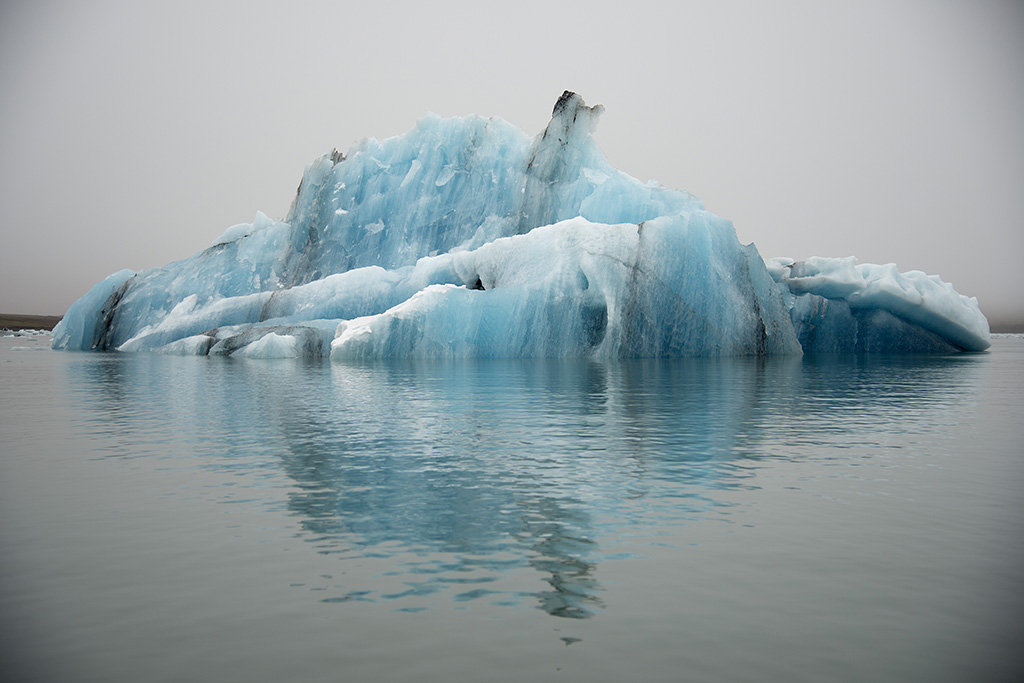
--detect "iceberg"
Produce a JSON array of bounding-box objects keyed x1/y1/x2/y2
[
  {"x1": 766, "y1": 257, "x2": 990, "y2": 353},
  {"x1": 52, "y1": 92, "x2": 990, "y2": 357}
]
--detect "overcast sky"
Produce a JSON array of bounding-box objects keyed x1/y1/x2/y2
[{"x1": 1, "y1": 0, "x2": 1022, "y2": 325}]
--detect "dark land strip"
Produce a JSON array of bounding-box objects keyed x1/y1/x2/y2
[{"x1": 1, "y1": 314, "x2": 63, "y2": 331}]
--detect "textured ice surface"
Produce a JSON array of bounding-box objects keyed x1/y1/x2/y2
[
  {"x1": 332, "y1": 216, "x2": 798, "y2": 359},
  {"x1": 766, "y1": 257, "x2": 990, "y2": 352},
  {"x1": 52, "y1": 92, "x2": 989, "y2": 357}
]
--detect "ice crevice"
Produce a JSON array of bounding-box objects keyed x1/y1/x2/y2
[{"x1": 52, "y1": 92, "x2": 990, "y2": 357}]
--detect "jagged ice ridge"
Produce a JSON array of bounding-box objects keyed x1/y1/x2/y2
[{"x1": 52, "y1": 92, "x2": 990, "y2": 358}]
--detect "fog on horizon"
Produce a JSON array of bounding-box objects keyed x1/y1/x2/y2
[{"x1": 1, "y1": 0, "x2": 1021, "y2": 326}]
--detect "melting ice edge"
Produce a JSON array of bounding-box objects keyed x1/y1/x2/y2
[{"x1": 53, "y1": 92, "x2": 990, "y2": 358}]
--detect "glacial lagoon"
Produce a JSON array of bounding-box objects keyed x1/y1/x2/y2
[{"x1": 2, "y1": 334, "x2": 1022, "y2": 681}]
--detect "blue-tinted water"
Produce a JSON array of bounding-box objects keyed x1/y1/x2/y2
[{"x1": 2, "y1": 335, "x2": 1022, "y2": 682}]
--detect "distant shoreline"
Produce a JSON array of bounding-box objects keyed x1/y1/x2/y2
[
  {"x1": 989, "y1": 321, "x2": 1024, "y2": 334},
  {"x1": 0, "y1": 314, "x2": 63, "y2": 331}
]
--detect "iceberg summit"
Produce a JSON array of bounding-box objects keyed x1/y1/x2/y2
[{"x1": 53, "y1": 92, "x2": 990, "y2": 358}]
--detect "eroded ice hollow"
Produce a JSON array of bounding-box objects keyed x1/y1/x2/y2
[{"x1": 52, "y1": 92, "x2": 990, "y2": 358}]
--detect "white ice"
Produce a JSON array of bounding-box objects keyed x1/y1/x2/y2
[{"x1": 767, "y1": 256, "x2": 989, "y2": 352}]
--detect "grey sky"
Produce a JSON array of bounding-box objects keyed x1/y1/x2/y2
[{"x1": 1, "y1": 0, "x2": 1022, "y2": 325}]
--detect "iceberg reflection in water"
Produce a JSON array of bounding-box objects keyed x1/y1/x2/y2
[{"x1": 64, "y1": 349, "x2": 985, "y2": 620}]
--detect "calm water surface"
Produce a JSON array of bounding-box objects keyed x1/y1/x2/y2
[{"x1": 2, "y1": 335, "x2": 1022, "y2": 682}]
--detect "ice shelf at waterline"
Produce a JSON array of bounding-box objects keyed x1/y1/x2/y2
[{"x1": 52, "y1": 92, "x2": 990, "y2": 358}]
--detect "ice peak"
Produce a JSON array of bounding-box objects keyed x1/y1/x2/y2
[
  {"x1": 542, "y1": 91, "x2": 604, "y2": 146},
  {"x1": 552, "y1": 90, "x2": 577, "y2": 115}
]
